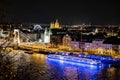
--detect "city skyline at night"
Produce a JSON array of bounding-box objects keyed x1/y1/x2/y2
[{"x1": 0, "y1": 1, "x2": 120, "y2": 79}]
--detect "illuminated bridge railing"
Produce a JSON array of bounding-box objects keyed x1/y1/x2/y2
[{"x1": 19, "y1": 31, "x2": 35, "y2": 42}]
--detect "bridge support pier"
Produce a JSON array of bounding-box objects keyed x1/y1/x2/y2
[{"x1": 14, "y1": 29, "x2": 20, "y2": 44}]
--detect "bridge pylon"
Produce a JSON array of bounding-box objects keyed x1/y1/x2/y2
[{"x1": 14, "y1": 29, "x2": 20, "y2": 44}]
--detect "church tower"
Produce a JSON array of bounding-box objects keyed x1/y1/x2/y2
[
  {"x1": 54, "y1": 19, "x2": 60, "y2": 28},
  {"x1": 50, "y1": 19, "x2": 61, "y2": 29},
  {"x1": 43, "y1": 28, "x2": 51, "y2": 43},
  {"x1": 50, "y1": 22, "x2": 54, "y2": 29}
]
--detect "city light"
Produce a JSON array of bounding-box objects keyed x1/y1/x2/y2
[{"x1": 0, "y1": 0, "x2": 120, "y2": 79}]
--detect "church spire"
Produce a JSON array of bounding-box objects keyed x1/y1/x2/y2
[
  {"x1": 50, "y1": 22, "x2": 54, "y2": 29},
  {"x1": 54, "y1": 19, "x2": 60, "y2": 28},
  {"x1": 50, "y1": 19, "x2": 61, "y2": 29}
]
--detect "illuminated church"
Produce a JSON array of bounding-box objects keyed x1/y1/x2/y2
[
  {"x1": 50, "y1": 19, "x2": 61, "y2": 29},
  {"x1": 39, "y1": 28, "x2": 52, "y2": 43}
]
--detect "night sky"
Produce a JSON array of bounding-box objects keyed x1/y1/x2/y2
[{"x1": 1, "y1": 0, "x2": 120, "y2": 25}]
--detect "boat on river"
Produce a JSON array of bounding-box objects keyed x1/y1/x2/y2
[{"x1": 47, "y1": 52, "x2": 102, "y2": 66}]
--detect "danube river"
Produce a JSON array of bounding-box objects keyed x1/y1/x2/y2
[{"x1": 15, "y1": 53, "x2": 120, "y2": 80}]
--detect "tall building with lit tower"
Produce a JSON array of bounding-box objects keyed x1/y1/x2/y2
[
  {"x1": 39, "y1": 28, "x2": 52, "y2": 43},
  {"x1": 50, "y1": 19, "x2": 61, "y2": 29}
]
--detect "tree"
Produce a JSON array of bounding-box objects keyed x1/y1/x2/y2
[
  {"x1": 0, "y1": 1, "x2": 17, "y2": 79},
  {"x1": 0, "y1": 38, "x2": 17, "y2": 80}
]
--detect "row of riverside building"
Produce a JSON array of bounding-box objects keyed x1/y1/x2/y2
[{"x1": 62, "y1": 34, "x2": 120, "y2": 57}]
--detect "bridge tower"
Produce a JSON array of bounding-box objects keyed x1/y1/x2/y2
[{"x1": 14, "y1": 29, "x2": 20, "y2": 44}]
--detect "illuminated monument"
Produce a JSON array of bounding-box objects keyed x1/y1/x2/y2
[
  {"x1": 39, "y1": 28, "x2": 52, "y2": 43},
  {"x1": 50, "y1": 19, "x2": 61, "y2": 29}
]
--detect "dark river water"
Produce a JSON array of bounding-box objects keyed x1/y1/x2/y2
[{"x1": 16, "y1": 53, "x2": 120, "y2": 80}]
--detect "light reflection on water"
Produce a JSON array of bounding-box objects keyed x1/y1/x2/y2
[
  {"x1": 18, "y1": 53, "x2": 120, "y2": 80},
  {"x1": 46, "y1": 57, "x2": 102, "y2": 80}
]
